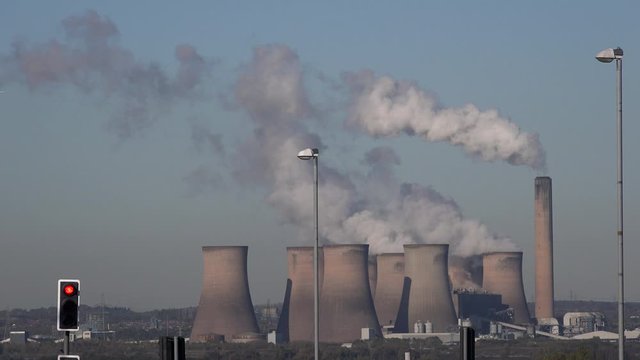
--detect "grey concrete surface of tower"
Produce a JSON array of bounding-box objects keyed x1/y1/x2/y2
[
  {"x1": 398, "y1": 244, "x2": 457, "y2": 333},
  {"x1": 319, "y1": 244, "x2": 381, "y2": 343},
  {"x1": 191, "y1": 246, "x2": 260, "y2": 342},
  {"x1": 276, "y1": 246, "x2": 324, "y2": 342},
  {"x1": 535, "y1": 176, "x2": 554, "y2": 320},
  {"x1": 369, "y1": 256, "x2": 378, "y2": 299},
  {"x1": 373, "y1": 253, "x2": 404, "y2": 328},
  {"x1": 482, "y1": 251, "x2": 531, "y2": 324}
]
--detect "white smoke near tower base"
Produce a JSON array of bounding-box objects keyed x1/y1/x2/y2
[{"x1": 232, "y1": 44, "x2": 520, "y2": 256}]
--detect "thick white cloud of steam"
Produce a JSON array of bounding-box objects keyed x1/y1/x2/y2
[
  {"x1": 343, "y1": 70, "x2": 546, "y2": 170},
  {"x1": 233, "y1": 45, "x2": 520, "y2": 256},
  {"x1": 1, "y1": 10, "x2": 212, "y2": 138}
]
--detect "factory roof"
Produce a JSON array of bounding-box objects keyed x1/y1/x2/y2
[{"x1": 572, "y1": 330, "x2": 640, "y2": 340}]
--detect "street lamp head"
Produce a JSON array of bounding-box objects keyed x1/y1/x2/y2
[
  {"x1": 297, "y1": 148, "x2": 319, "y2": 160},
  {"x1": 596, "y1": 47, "x2": 623, "y2": 63}
]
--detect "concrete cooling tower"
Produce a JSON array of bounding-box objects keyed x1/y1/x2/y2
[
  {"x1": 535, "y1": 176, "x2": 554, "y2": 320},
  {"x1": 191, "y1": 246, "x2": 259, "y2": 342},
  {"x1": 319, "y1": 244, "x2": 381, "y2": 343},
  {"x1": 369, "y1": 257, "x2": 377, "y2": 298},
  {"x1": 373, "y1": 253, "x2": 404, "y2": 328},
  {"x1": 276, "y1": 246, "x2": 324, "y2": 342},
  {"x1": 482, "y1": 251, "x2": 531, "y2": 324},
  {"x1": 396, "y1": 244, "x2": 458, "y2": 333}
]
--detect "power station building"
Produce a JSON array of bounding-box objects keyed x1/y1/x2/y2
[{"x1": 193, "y1": 176, "x2": 561, "y2": 343}]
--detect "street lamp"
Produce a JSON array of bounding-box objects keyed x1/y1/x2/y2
[
  {"x1": 297, "y1": 147, "x2": 319, "y2": 360},
  {"x1": 596, "y1": 46, "x2": 624, "y2": 360}
]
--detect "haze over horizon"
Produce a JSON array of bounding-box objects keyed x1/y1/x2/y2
[{"x1": 1, "y1": 1, "x2": 639, "y2": 310}]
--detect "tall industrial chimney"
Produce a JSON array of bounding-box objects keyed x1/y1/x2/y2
[
  {"x1": 319, "y1": 244, "x2": 381, "y2": 343},
  {"x1": 482, "y1": 251, "x2": 531, "y2": 324},
  {"x1": 191, "y1": 246, "x2": 260, "y2": 341},
  {"x1": 535, "y1": 176, "x2": 554, "y2": 320},
  {"x1": 276, "y1": 246, "x2": 324, "y2": 342},
  {"x1": 373, "y1": 253, "x2": 404, "y2": 328},
  {"x1": 396, "y1": 244, "x2": 457, "y2": 333}
]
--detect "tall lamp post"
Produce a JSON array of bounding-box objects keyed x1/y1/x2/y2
[
  {"x1": 595, "y1": 46, "x2": 624, "y2": 360},
  {"x1": 297, "y1": 147, "x2": 319, "y2": 360}
]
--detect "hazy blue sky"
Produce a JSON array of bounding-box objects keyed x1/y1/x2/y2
[{"x1": 1, "y1": 1, "x2": 639, "y2": 310}]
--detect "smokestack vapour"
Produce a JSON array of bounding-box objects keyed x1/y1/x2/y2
[
  {"x1": 1, "y1": 9, "x2": 540, "y2": 259},
  {"x1": 231, "y1": 44, "x2": 521, "y2": 256},
  {"x1": 343, "y1": 70, "x2": 546, "y2": 170}
]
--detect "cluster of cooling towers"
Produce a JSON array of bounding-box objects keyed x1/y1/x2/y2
[{"x1": 190, "y1": 177, "x2": 555, "y2": 343}]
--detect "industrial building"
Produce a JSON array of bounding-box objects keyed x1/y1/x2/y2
[
  {"x1": 563, "y1": 312, "x2": 605, "y2": 336},
  {"x1": 191, "y1": 177, "x2": 569, "y2": 344}
]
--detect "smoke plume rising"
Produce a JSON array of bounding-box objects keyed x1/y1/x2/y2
[
  {"x1": 232, "y1": 44, "x2": 521, "y2": 256},
  {"x1": 343, "y1": 70, "x2": 546, "y2": 170},
  {"x1": 1, "y1": 11, "x2": 539, "y2": 257},
  {"x1": 1, "y1": 10, "x2": 213, "y2": 138},
  {"x1": 449, "y1": 255, "x2": 484, "y2": 289}
]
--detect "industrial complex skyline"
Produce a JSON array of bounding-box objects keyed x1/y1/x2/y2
[{"x1": 0, "y1": 1, "x2": 639, "y2": 310}]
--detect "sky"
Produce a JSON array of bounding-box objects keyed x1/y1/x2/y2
[{"x1": 0, "y1": 1, "x2": 639, "y2": 311}]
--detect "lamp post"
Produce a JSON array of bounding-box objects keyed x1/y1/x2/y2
[
  {"x1": 297, "y1": 147, "x2": 319, "y2": 360},
  {"x1": 596, "y1": 46, "x2": 624, "y2": 360}
]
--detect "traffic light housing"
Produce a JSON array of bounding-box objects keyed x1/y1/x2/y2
[{"x1": 57, "y1": 279, "x2": 80, "y2": 331}]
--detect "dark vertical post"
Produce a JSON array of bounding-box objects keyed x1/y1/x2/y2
[
  {"x1": 615, "y1": 54, "x2": 624, "y2": 360},
  {"x1": 460, "y1": 326, "x2": 475, "y2": 360},
  {"x1": 159, "y1": 336, "x2": 184, "y2": 360},
  {"x1": 63, "y1": 331, "x2": 70, "y2": 355},
  {"x1": 313, "y1": 153, "x2": 319, "y2": 360},
  {"x1": 173, "y1": 336, "x2": 185, "y2": 360},
  {"x1": 160, "y1": 336, "x2": 172, "y2": 360}
]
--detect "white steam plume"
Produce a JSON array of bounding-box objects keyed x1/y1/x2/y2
[
  {"x1": 343, "y1": 70, "x2": 546, "y2": 170},
  {"x1": 232, "y1": 44, "x2": 519, "y2": 256}
]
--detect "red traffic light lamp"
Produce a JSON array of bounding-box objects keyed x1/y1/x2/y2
[{"x1": 57, "y1": 279, "x2": 80, "y2": 331}]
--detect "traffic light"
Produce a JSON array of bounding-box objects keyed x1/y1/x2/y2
[{"x1": 57, "y1": 279, "x2": 80, "y2": 331}]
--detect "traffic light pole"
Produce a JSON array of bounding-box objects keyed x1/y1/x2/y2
[{"x1": 64, "y1": 331, "x2": 70, "y2": 355}]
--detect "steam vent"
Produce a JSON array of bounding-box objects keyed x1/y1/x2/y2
[
  {"x1": 191, "y1": 246, "x2": 259, "y2": 342},
  {"x1": 373, "y1": 253, "x2": 405, "y2": 328},
  {"x1": 483, "y1": 251, "x2": 531, "y2": 324},
  {"x1": 535, "y1": 176, "x2": 554, "y2": 320},
  {"x1": 397, "y1": 244, "x2": 457, "y2": 332},
  {"x1": 319, "y1": 244, "x2": 381, "y2": 343},
  {"x1": 276, "y1": 246, "x2": 324, "y2": 342}
]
